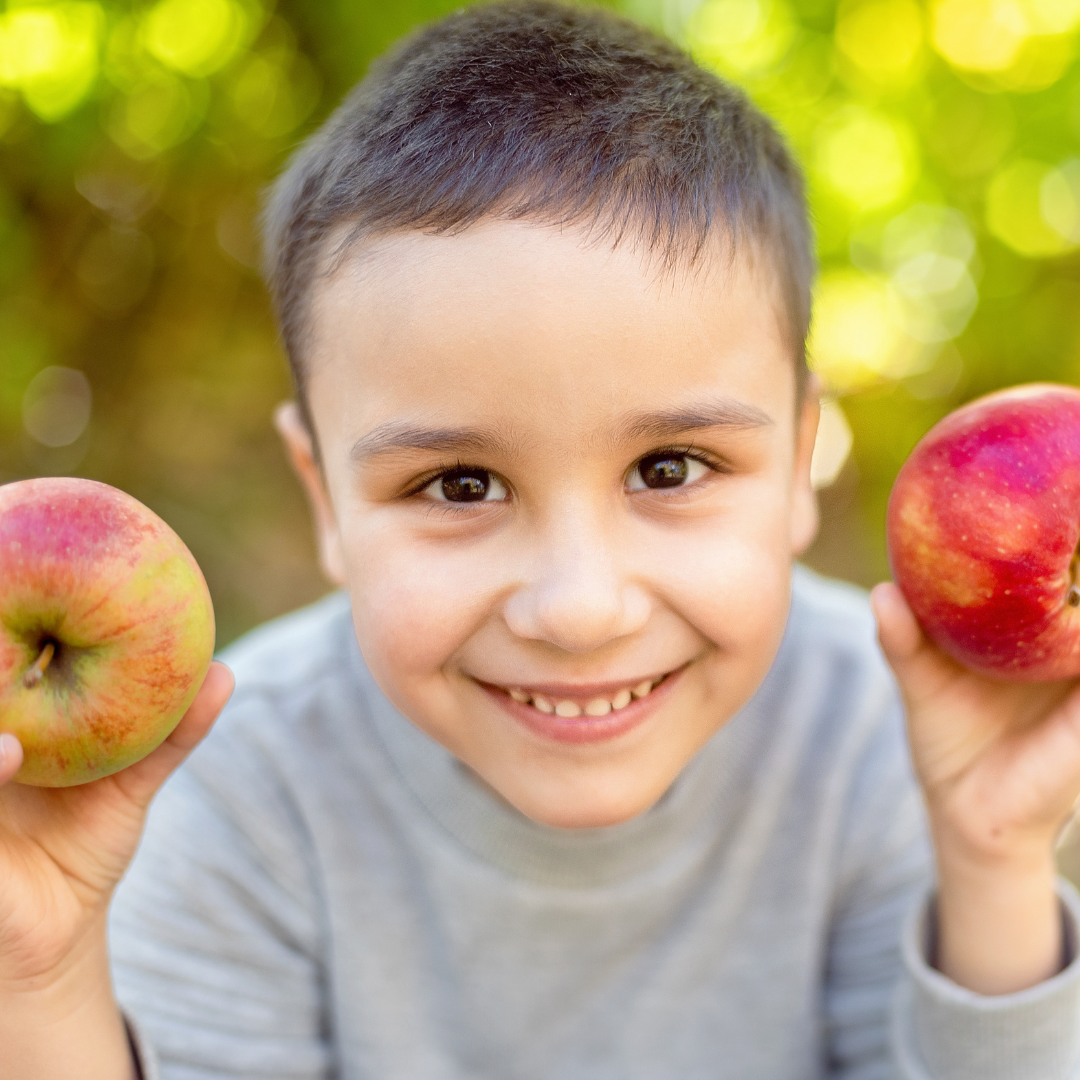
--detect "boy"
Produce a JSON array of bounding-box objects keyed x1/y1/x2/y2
[{"x1": 3, "y1": 3, "x2": 1080, "y2": 1076}]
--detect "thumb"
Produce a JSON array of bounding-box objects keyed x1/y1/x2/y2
[
  {"x1": 870, "y1": 582, "x2": 960, "y2": 709},
  {"x1": 108, "y1": 661, "x2": 234, "y2": 809},
  {"x1": 0, "y1": 733, "x2": 24, "y2": 788},
  {"x1": 870, "y1": 582, "x2": 923, "y2": 661}
]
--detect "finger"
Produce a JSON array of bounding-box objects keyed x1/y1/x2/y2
[
  {"x1": 0, "y1": 733, "x2": 23, "y2": 787},
  {"x1": 109, "y1": 661, "x2": 234, "y2": 808},
  {"x1": 870, "y1": 583, "x2": 963, "y2": 705},
  {"x1": 870, "y1": 582, "x2": 922, "y2": 659}
]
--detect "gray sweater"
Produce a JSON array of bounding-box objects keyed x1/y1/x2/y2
[{"x1": 111, "y1": 568, "x2": 1080, "y2": 1079}]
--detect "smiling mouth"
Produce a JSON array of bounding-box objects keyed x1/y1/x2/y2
[{"x1": 493, "y1": 671, "x2": 675, "y2": 718}]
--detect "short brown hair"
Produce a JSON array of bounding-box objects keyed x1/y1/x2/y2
[{"x1": 263, "y1": 1, "x2": 814, "y2": 412}]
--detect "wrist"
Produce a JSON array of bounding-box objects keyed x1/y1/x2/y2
[
  {"x1": 927, "y1": 791, "x2": 1064, "y2": 868},
  {"x1": 0, "y1": 920, "x2": 135, "y2": 1080},
  {"x1": 0, "y1": 905, "x2": 111, "y2": 997},
  {"x1": 932, "y1": 835, "x2": 1064, "y2": 995},
  {"x1": 933, "y1": 821, "x2": 1059, "y2": 881},
  {"x1": 1, "y1": 912, "x2": 116, "y2": 1033}
]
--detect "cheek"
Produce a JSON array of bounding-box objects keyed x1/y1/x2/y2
[
  {"x1": 646, "y1": 486, "x2": 793, "y2": 652},
  {"x1": 341, "y1": 517, "x2": 504, "y2": 690}
]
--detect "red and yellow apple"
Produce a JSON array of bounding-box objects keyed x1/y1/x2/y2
[
  {"x1": 0, "y1": 477, "x2": 214, "y2": 786},
  {"x1": 887, "y1": 383, "x2": 1080, "y2": 680}
]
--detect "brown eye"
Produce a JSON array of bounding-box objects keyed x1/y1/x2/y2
[
  {"x1": 638, "y1": 455, "x2": 687, "y2": 488},
  {"x1": 627, "y1": 453, "x2": 709, "y2": 491},
  {"x1": 442, "y1": 471, "x2": 488, "y2": 501},
  {"x1": 422, "y1": 468, "x2": 509, "y2": 503}
]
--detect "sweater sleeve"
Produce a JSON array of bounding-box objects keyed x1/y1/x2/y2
[
  {"x1": 109, "y1": 696, "x2": 332, "y2": 1080},
  {"x1": 821, "y1": 684, "x2": 1080, "y2": 1080},
  {"x1": 891, "y1": 881, "x2": 1080, "y2": 1080}
]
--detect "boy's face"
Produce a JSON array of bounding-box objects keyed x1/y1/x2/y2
[{"x1": 281, "y1": 221, "x2": 819, "y2": 829}]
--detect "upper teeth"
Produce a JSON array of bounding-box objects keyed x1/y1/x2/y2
[{"x1": 504, "y1": 677, "x2": 663, "y2": 718}]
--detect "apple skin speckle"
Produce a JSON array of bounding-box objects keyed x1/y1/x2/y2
[
  {"x1": 0, "y1": 477, "x2": 215, "y2": 786},
  {"x1": 888, "y1": 383, "x2": 1080, "y2": 681}
]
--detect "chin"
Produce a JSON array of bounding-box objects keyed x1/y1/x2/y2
[{"x1": 498, "y1": 770, "x2": 671, "y2": 830}]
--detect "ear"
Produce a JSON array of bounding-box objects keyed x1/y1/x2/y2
[
  {"x1": 274, "y1": 402, "x2": 348, "y2": 586},
  {"x1": 790, "y1": 375, "x2": 821, "y2": 556}
]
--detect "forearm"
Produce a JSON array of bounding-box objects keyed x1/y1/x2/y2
[
  {"x1": 0, "y1": 919, "x2": 136, "y2": 1080},
  {"x1": 935, "y1": 837, "x2": 1063, "y2": 995}
]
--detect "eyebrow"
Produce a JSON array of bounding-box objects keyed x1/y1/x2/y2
[
  {"x1": 615, "y1": 398, "x2": 773, "y2": 443},
  {"x1": 350, "y1": 422, "x2": 514, "y2": 462},
  {"x1": 349, "y1": 397, "x2": 772, "y2": 463}
]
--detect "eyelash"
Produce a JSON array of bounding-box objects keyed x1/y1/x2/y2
[
  {"x1": 403, "y1": 446, "x2": 729, "y2": 506},
  {"x1": 401, "y1": 461, "x2": 505, "y2": 512},
  {"x1": 634, "y1": 445, "x2": 730, "y2": 478}
]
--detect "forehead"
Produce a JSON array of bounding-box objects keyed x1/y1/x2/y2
[{"x1": 304, "y1": 220, "x2": 795, "y2": 442}]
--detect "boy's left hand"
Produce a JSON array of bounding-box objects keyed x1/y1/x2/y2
[{"x1": 871, "y1": 582, "x2": 1080, "y2": 996}]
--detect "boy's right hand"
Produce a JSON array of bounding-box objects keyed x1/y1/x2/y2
[{"x1": 0, "y1": 661, "x2": 233, "y2": 1044}]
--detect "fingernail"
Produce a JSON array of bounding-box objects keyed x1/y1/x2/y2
[{"x1": 0, "y1": 733, "x2": 18, "y2": 767}]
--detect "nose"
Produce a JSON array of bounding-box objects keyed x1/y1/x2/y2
[{"x1": 502, "y1": 512, "x2": 651, "y2": 653}]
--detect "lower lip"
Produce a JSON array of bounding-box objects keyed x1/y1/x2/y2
[{"x1": 478, "y1": 668, "x2": 685, "y2": 745}]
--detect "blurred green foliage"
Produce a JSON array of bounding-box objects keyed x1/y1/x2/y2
[{"x1": 2, "y1": 0, "x2": 1080, "y2": 644}]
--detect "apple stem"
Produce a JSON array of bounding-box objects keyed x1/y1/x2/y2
[
  {"x1": 23, "y1": 641, "x2": 56, "y2": 689},
  {"x1": 1069, "y1": 587, "x2": 1080, "y2": 608}
]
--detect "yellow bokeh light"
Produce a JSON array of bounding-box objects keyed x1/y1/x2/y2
[
  {"x1": 1025, "y1": 0, "x2": 1080, "y2": 33},
  {"x1": 103, "y1": 16, "x2": 151, "y2": 94},
  {"x1": 809, "y1": 270, "x2": 920, "y2": 392},
  {"x1": 692, "y1": 0, "x2": 764, "y2": 48},
  {"x1": 813, "y1": 106, "x2": 919, "y2": 212},
  {"x1": 0, "y1": 3, "x2": 103, "y2": 121},
  {"x1": 810, "y1": 399, "x2": 854, "y2": 489},
  {"x1": 986, "y1": 159, "x2": 1077, "y2": 256},
  {"x1": 106, "y1": 73, "x2": 207, "y2": 159},
  {"x1": 875, "y1": 203, "x2": 980, "y2": 344},
  {"x1": 932, "y1": 0, "x2": 1027, "y2": 69},
  {"x1": 990, "y1": 31, "x2": 1076, "y2": 90},
  {"x1": 688, "y1": 0, "x2": 797, "y2": 74},
  {"x1": 142, "y1": 0, "x2": 250, "y2": 77},
  {"x1": 932, "y1": 0, "x2": 1080, "y2": 87},
  {"x1": 888, "y1": 253, "x2": 978, "y2": 342},
  {"x1": 1040, "y1": 160, "x2": 1080, "y2": 243},
  {"x1": 835, "y1": 0, "x2": 924, "y2": 81},
  {"x1": 880, "y1": 203, "x2": 977, "y2": 267}
]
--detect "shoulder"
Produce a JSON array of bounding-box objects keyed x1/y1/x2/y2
[
  {"x1": 724, "y1": 569, "x2": 927, "y2": 884},
  {"x1": 776, "y1": 565, "x2": 893, "y2": 706},
  {"x1": 204, "y1": 589, "x2": 375, "y2": 749},
  {"x1": 130, "y1": 591, "x2": 390, "y2": 916},
  {"x1": 750, "y1": 566, "x2": 905, "y2": 783},
  {"x1": 779, "y1": 572, "x2": 929, "y2": 890},
  {"x1": 111, "y1": 601, "x2": 360, "y2": 968},
  {"x1": 787, "y1": 564, "x2": 881, "y2": 664},
  {"x1": 186, "y1": 590, "x2": 367, "y2": 770},
  {"x1": 170, "y1": 591, "x2": 380, "y2": 829}
]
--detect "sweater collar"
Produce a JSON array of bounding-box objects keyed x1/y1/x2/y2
[{"x1": 349, "y1": 630, "x2": 775, "y2": 888}]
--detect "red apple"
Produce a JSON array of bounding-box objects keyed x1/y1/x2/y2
[
  {"x1": 0, "y1": 477, "x2": 215, "y2": 786},
  {"x1": 887, "y1": 383, "x2": 1080, "y2": 680}
]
